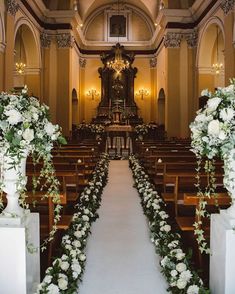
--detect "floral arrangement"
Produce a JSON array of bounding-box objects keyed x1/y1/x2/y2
[
  {"x1": 129, "y1": 155, "x2": 209, "y2": 294},
  {"x1": 190, "y1": 80, "x2": 235, "y2": 252},
  {"x1": 36, "y1": 153, "x2": 109, "y2": 293},
  {"x1": 134, "y1": 124, "x2": 149, "y2": 136},
  {"x1": 76, "y1": 123, "x2": 105, "y2": 135},
  {"x1": 0, "y1": 86, "x2": 66, "y2": 248}
]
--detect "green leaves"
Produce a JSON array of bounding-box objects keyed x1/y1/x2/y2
[{"x1": 58, "y1": 136, "x2": 67, "y2": 145}]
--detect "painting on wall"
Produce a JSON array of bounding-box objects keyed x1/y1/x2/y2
[{"x1": 109, "y1": 15, "x2": 126, "y2": 37}]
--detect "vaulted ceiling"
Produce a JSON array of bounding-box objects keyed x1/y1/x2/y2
[{"x1": 42, "y1": 0, "x2": 196, "y2": 22}]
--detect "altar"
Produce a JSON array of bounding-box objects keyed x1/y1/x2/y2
[{"x1": 105, "y1": 124, "x2": 133, "y2": 132}]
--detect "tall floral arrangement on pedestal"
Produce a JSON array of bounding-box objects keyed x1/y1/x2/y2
[
  {"x1": 0, "y1": 86, "x2": 66, "y2": 248},
  {"x1": 190, "y1": 79, "x2": 235, "y2": 252}
]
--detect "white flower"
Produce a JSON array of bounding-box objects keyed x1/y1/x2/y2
[
  {"x1": 58, "y1": 277, "x2": 68, "y2": 290},
  {"x1": 207, "y1": 120, "x2": 220, "y2": 136},
  {"x1": 72, "y1": 262, "x2": 82, "y2": 274},
  {"x1": 82, "y1": 215, "x2": 89, "y2": 221},
  {"x1": 201, "y1": 89, "x2": 210, "y2": 96},
  {"x1": 72, "y1": 240, "x2": 81, "y2": 248},
  {"x1": 180, "y1": 270, "x2": 192, "y2": 282},
  {"x1": 171, "y1": 270, "x2": 178, "y2": 277},
  {"x1": 5, "y1": 109, "x2": 22, "y2": 125},
  {"x1": 220, "y1": 108, "x2": 234, "y2": 121},
  {"x1": 74, "y1": 231, "x2": 82, "y2": 238},
  {"x1": 177, "y1": 278, "x2": 187, "y2": 289},
  {"x1": 79, "y1": 253, "x2": 86, "y2": 261},
  {"x1": 187, "y1": 285, "x2": 200, "y2": 294},
  {"x1": 44, "y1": 275, "x2": 52, "y2": 284},
  {"x1": 176, "y1": 252, "x2": 185, "y2": 260},
  {"x1": 207, "y1": 97, "x2": 221, "y2": 111},
  {"x1": 218, "y1": 130, "x2": 227, "y2": 141},
  {"x1": 44, "y1": 122, "x2": 56, "y2": 136},
  {"x1": 160, "y1": 256, "x2": 169, "y2": 267},
  {"x1": 22, "y1": 128, "x2": 34, "y2": 142},
  {"x1": 176, "y1": 262, "x2": 187, "y2": 273},
  {"x1": 46, "y1": 284, "x2": 60, "y2": 294},
  {"x1": 60, "y1": 261, "x2": 69, "y2": 271}
]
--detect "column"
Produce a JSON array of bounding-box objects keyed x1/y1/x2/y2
[
  {"x1": 164, "y1": 32, "x2": 182, "y2": 137},
  {"x1": 79, "y1": 57, "x2": 86, "y2": 122},
  {"x1": 4, "y1": 0, "x2": 19, "y2": 91},
  {"x1": 150, "y1": 57, "x2": 157, "y2": 122},
  {"x1": 56, "y1": 33, "x2": 74, "y2": 136}
]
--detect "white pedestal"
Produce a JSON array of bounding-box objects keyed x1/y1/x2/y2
[
  {"x1": 210, "y1": 211, "x2": 235, "y2": 294},
  {"x1": 0, "y1": 213, "x2": 40, "y2": 294}
]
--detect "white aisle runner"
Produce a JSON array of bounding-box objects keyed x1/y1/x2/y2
[{"x1": 79, "y1": 160, "x2": 168, "y2": 294}]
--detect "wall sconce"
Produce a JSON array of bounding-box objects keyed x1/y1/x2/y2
[
  {"x1": 135, "y1": 88, "x2": 150, "y2": 100},
  {"x1": 86, "y1": 89, "x2": 99, "y2": 100}
]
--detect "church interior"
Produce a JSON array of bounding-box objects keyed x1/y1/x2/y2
[{"x1": 0, "y1": 0, "x2": 235, "y2": 293}]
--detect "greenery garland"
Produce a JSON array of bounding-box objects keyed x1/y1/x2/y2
[
  {"x1": 36, "y1": 153, "x2": 109, "y2": 294},
  {"x1": 129, "y1": 155, "x2": 209, "y2": 294}
]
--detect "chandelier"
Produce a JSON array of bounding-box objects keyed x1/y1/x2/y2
[
  {"x1": 15, "y1": 26, "x2": 26, "y2": 74},
  {"x1": 212, "y1": 25, "x2": 223, "y2": 75},
  {"x1": 107, "y1": 43, "x2": 129, "y2": 74},
  {"x1": 106, "y1": 0, "x2": 129, "y2": 74}
]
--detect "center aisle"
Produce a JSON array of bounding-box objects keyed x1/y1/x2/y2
[{"x1": 79, "y1": 160, "x2": 168, "y2": 294}]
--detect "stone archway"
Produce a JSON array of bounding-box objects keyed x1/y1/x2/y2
[
  {"x1": 197, "y1": 18, "x2": 225, "y2": 101},
  {"x1": 14, "y1": 22, "x2": 41, "y2": 97},
  {"x1": 157, "y1": 88, "x2": 165, "y2": 127}
]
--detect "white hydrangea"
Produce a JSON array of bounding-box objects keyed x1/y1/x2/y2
[{"x1": 187, "y1": 284, "x2": 200, "y2": 294}]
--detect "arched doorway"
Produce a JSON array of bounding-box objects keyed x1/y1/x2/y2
[
  {"x1": 197, "y1": 20, "x2": 225, "y2": 101},
  {"x1": 14, "y1": 22, "x2": 41, "y2": 97},
  {"x1": 157, "y1": 88, "x2": 165, "y2": 127},
  {"x1": 72, "y1": 88, "x2": 79, "y2": 125}
]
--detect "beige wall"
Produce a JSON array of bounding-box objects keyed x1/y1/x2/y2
[
  {"x1": 132, "y1": 13, "x2": 152, "y2": 41},
  {"x1": 83, "y1": 58, "x2": 102, "y2": 122},
  {"x1": 86, "y1": 13, "x2": 104, "y2": 41},
  {"x1": 134, "y1": 57, "x2": 152, "y2": 122},
  {"x1": 0, "y1": 51, "x2": 4, "y2": 91}
]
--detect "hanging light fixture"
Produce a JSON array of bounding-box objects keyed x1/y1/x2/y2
[
  {"x1": 212, "y1": 26, "x2": 223, "y2": 75},
  {"x1": 15, "y1": 26, "x2": 26, "y2": 75},
  {"x1": 107, "y1": 0, "x2": 129, "y2": 74}
]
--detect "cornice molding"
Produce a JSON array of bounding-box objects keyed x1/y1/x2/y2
[
  {"x1": 6, "y1": 0, "x2": 19, "y2": 16},
  {"x1": 220, "y1": 0, "x2": 235, "y2": 14}
]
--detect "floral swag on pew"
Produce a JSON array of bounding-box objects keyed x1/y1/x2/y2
[
  {"x1": 190, "y1": 79, "x2": 235, "y2": 253},
  {"x1": 129, "y1": 156, "x2": 209, "y2": 294},
  {"x1": 36, "y1": 154, "x2": 109, "y2": 294},
  {"x1": 0, "y1": 86, "x2": 66, "y2": 249}
]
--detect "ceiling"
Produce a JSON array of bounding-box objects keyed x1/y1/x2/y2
[{"x1": 42, "y1": 0, "x2": 196, "y2": 22}]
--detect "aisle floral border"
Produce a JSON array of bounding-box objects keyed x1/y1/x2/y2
[
  {"x1": 36, "y1": 153, "x2": 109, "y2": 294},
  {"x1": 129, "y1": 155, "x2": 209, "y2": 294}
]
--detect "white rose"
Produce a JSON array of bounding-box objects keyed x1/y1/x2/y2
[
  {"x1": 207, "y1": 120, "x2": 220, "y2": 136},
  {"x1": 44, "y1": 122, "x2": 56, "y2": 136},
  {"x1": 207, "y1": 97, "x2": 221, "y2": 111},
  {"x1": 46, "y1": 284, "x2": 60, "y2": 294},
  {"x1": 171, "y1": 269, "x2": 178, "y2": 277},
  {"x1": 60, "y1": 261, "x2": 69, "y2": 271},
  {"x1": 177, "y1": 278, "x2": 187, "y2": 289},
  {"x1": 44, "y1": 275, "x2": 52, "y2": 284},
  {"x1": 22, "y1": 128, "x2": 34, "y2": 142},
  {"x1": 72, "y1": 262, "x2": 82, "y2": 274},
  {"x1": 180, "y1": 270, "x2": 192, "y2": 282},
  {"x1": 5, "y1": 109, "x2": 22, "y2": 125},
  {"x1": 72, "y1": 240, "x2": 81, "y2": 248},
  {"x1": 201, "y1": 89, "x2": 210, "y2": 97},
  {"x1": 74, "y1": 231, "x2": 82, "y2": 238},
  {"x1": 176, "y1": 262, "x2": 187, "y2": 273},
  {"x1": 176, "y1": 252, "x2": 185, "y2": 260},
  {"x1": 195, "y1": 113, "x2": 206, "y2": 122},
  {"x1": 82, "y1": 215, "x2": 89, "y2": 221},
  {"x1": 163, "y1": 224, "x2": 171, "y2": 232},
  {"x1": 220, "y1": 108, "x2": 234, "y2": 121},
  {"x1": 58, "y1": 277, "x2": 68, "y2": 290},
  {"x1": 79, "y1": 253, "x2": 86, "y2": 261},
  {"x1": 187, "y1": 285, "x2": 200, "y2": 294},
  {"x1": 218, "y1": 130, "x2": 227, "y2": 141}
]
